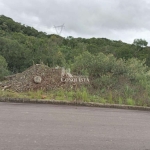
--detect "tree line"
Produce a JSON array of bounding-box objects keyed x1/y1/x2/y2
[{"x1": 0, "y1": 15, "x2": 150, "y2": 75}]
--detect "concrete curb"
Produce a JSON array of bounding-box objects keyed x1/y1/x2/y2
[{"x1": 0, "y1": 97, "x2": 150, "y2": 111}]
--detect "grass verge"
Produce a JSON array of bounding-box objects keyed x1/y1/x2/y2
[{"x1": 0, "y1": 87, "x2": 150, "y2": 107}]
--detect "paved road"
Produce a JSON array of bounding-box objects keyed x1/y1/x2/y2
[{"x1": 0, "y1": 102, "x2": 150, "y2": 150}]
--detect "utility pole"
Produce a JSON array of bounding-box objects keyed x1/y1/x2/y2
[{"x1": 54, "y1": 24, "x2": 65, "y2": 35}]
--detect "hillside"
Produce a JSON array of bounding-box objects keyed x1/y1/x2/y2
[
  {"x1": 1, "y1": 15, "x2": 150, "y2": 106},
  {"x1": 0, "y1": 15, "x2": 150, "y2": 74}
]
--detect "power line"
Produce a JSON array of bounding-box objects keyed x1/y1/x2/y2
[{"x1": 54, "y1": 24, "x2": 65, "y2": 35}]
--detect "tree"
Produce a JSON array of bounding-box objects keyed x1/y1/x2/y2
[
  {"x1": 133, "y1": 39, "x2": 148, "y2": 48},
  {"x1": 0, "y1": 55, "x2": 9, "y2": 80}
]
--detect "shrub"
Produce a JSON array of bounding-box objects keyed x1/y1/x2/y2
[
  {"x1": 0, "y1": 55, "x2": 9, "y2": 80},
  {"x1": 72, "y1": 51, "x2": 150, "y2": 105}
]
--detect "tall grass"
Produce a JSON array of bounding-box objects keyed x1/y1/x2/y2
[{"x1": 0, "y1": 86, "x2": 150, "y2": 107}]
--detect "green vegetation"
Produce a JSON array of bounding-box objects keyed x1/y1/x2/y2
[
  {"x1": 72, "y1": 52, "x2": 150, "y2": 106},
  {"x1": 0, "y1": 55, "x2": 9, "y2": 80},
  {"x1": 133, "y1": 39, "x2": 148, "y2": 48},
  {"x1": 1, "y1": 15, "x2": 150, "y2": 107}
]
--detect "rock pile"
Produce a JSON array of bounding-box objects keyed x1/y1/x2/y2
[
  {"x1": 1, "y1": 64, "x2": 90, "y2": 92},
  {"x1": 2, "y1": 64, "x2": 62, "y2": 92}
]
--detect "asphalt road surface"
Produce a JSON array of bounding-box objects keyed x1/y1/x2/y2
[{"x1": 0, "y1": 102, "x2": 150, "y2": 150}]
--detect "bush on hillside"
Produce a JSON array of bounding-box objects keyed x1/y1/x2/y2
[
  {"x1": 72, "y1": 51, "x2": 150, "y2": 105},
  {"x1": 0, "y1": 55, "x2": 9, "y2": 80}
]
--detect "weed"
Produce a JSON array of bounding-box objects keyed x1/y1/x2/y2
[
  {"x1": 118, "y1": 97, "x2": 123, "y2": 105},
  {"x1": 107, "y1": 91, "x2": 113, "y2": 104},
  {"x1": 99, "y1": 97, "x2": 107, "y2": 104},
  {"x1": 126, "y1": 98, "x2": 135, "y2": 106}
]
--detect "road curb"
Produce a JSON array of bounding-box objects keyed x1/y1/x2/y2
[{"x1": 0, "y1": 97, "x2": 150, "y2": 111}]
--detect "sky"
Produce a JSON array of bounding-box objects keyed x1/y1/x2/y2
[{"x1": 0, "y1": 0, "x2": 150, "y2": 45}]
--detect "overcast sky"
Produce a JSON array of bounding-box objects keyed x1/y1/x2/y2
[{"x1": 0, "y1": 0, "x2": 150, "y2": 45}]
